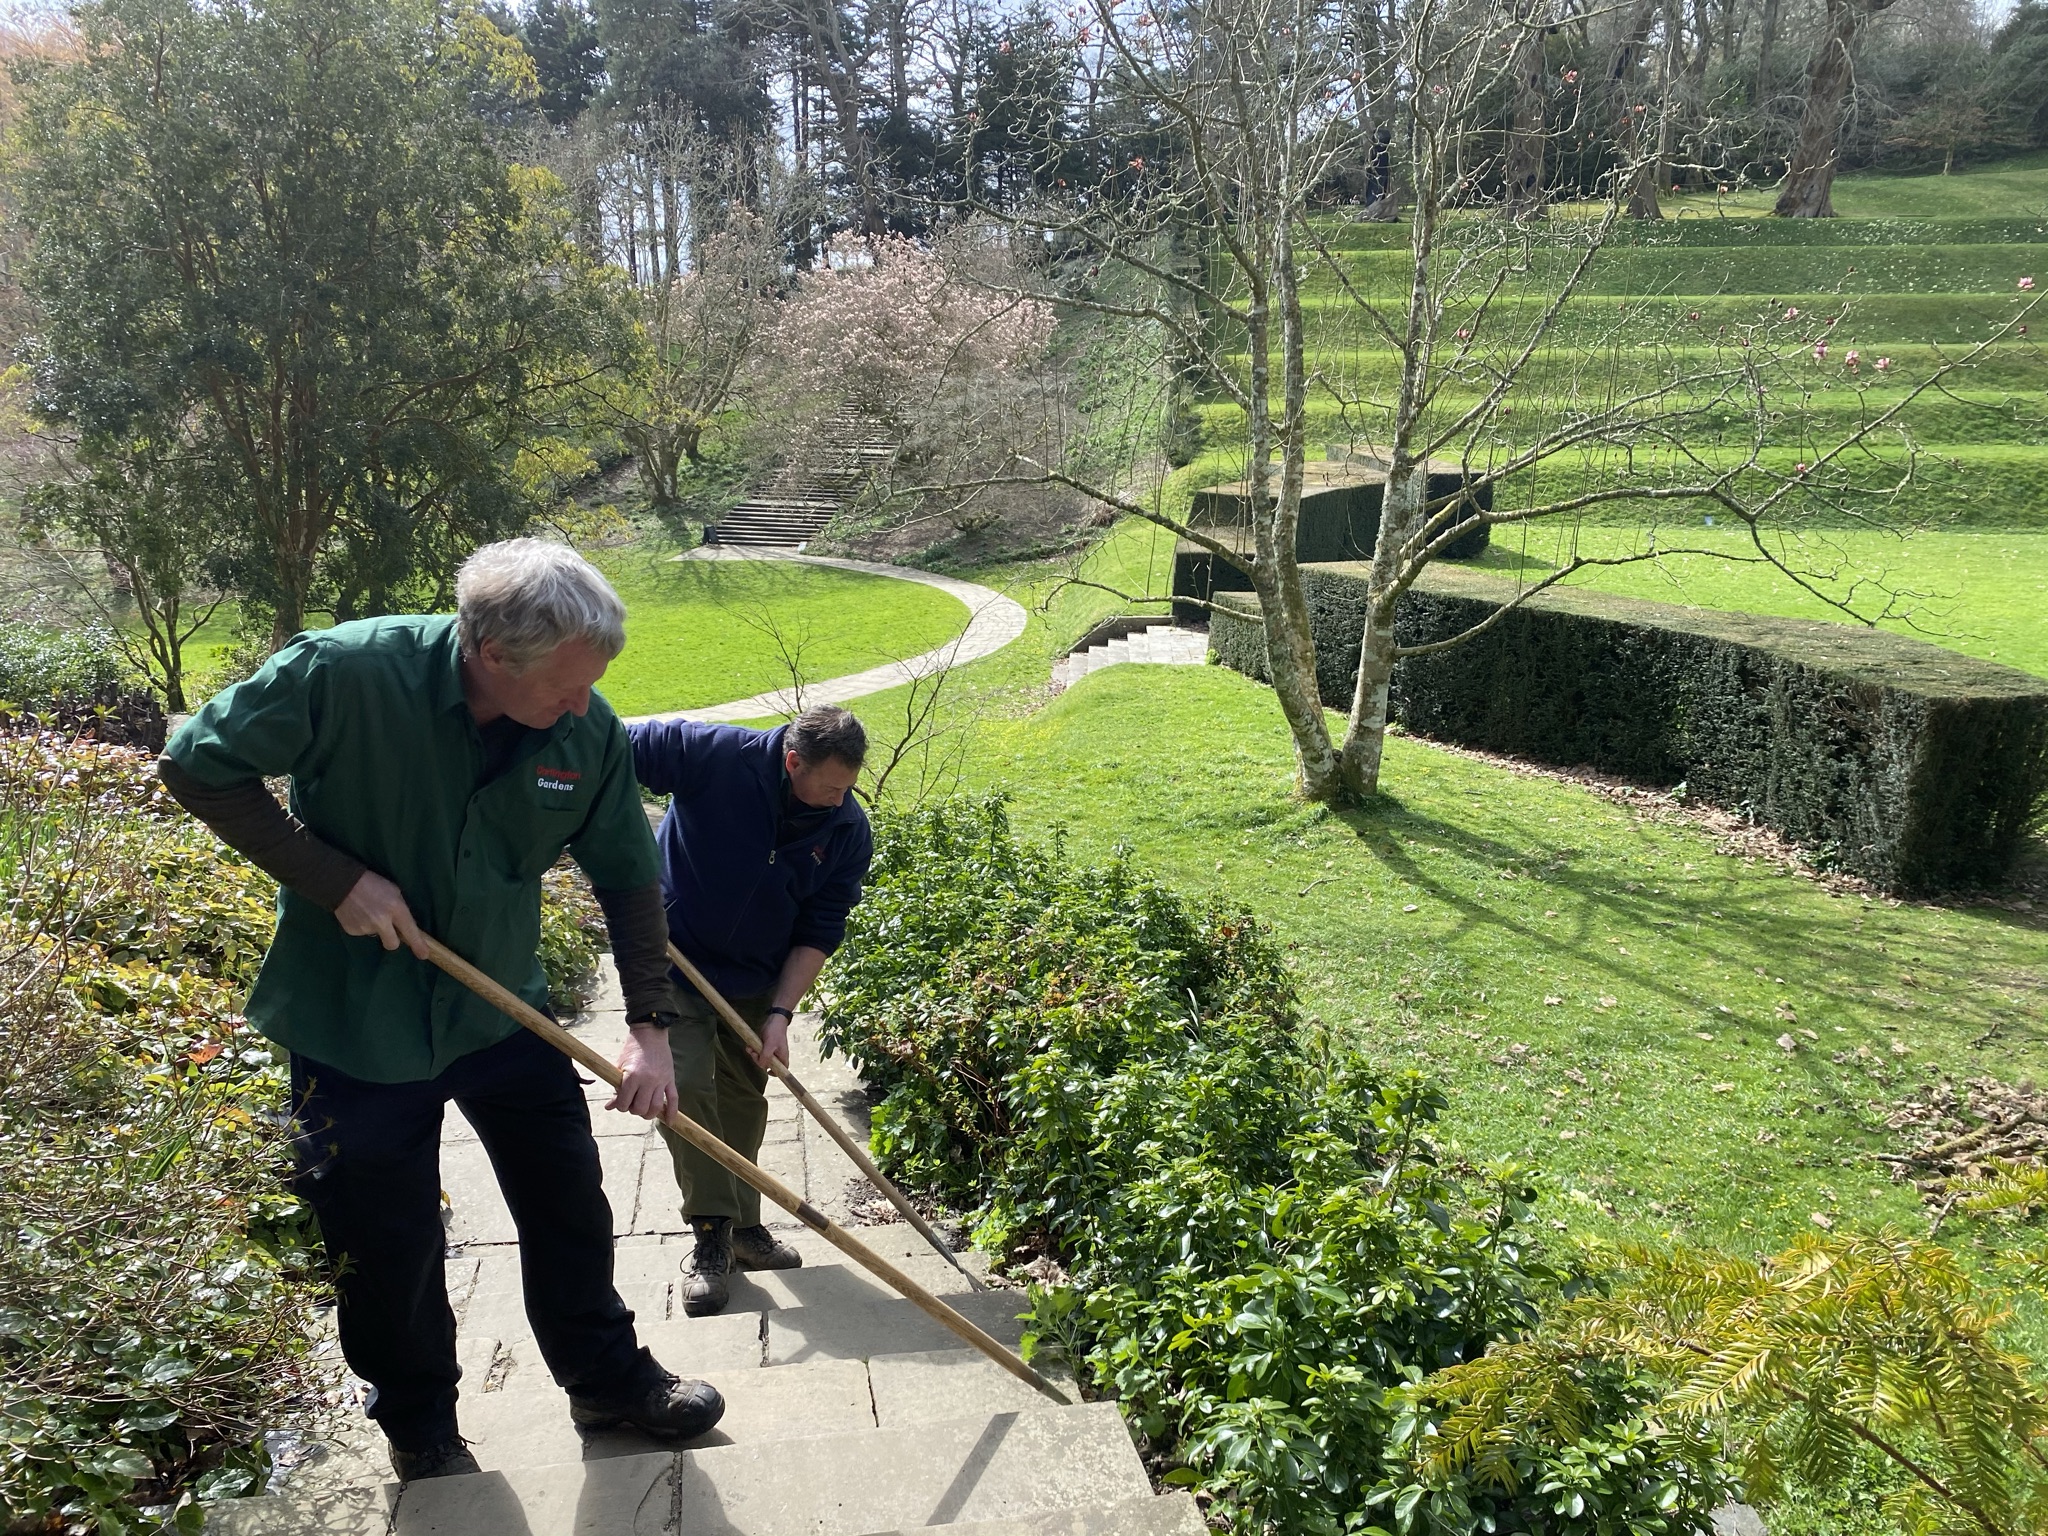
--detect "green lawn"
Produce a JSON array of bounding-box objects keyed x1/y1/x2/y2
[
  {"x1": 590, "y1": 544, "x2": 970, "y2": 716},
  {"x1": 1659, "y1": 150, "x2": 2048, "y2": 220},
  {"x1": 1474, "y1": 525, "x2": 2048, "y2": 678},
  {"x1": 828, "y1": 516, "x2": 2048, "y2": 1266},
  {"x1": 965, "y1": 662, "x2": 2048, "y2": 1263}
]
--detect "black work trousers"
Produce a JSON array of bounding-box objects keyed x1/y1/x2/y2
[{"x1": 290, "y1": 1027, "x2": 653, "y2": 1451}]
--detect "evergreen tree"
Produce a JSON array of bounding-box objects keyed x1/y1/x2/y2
[{"x1": 524, "y1": 0, "x2": 605, "y2": 125}]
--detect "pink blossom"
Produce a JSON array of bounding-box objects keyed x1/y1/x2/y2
[
  {"x1": 775, "y1": 235, "x2": 1054, "y2": 425},
  {"x1": 1844, "y1": 349, "x2": 1860, "y2": 370},
  {"x1": 1688, "y1": 310, "x2": 1700, "y2": 321},
  {"x1": 1873, "y1": 356, "x2": 1893, "y2": 372},
  {"x1": 999, "y1": 39, "x2": 1011, "y2": 53},
  {"x1": 1812, "y1": 341, "x2": 1828, "y2": 362},
  {"x1": 1563, "y1": 68, "x2": 1578, "y2": 83},
  {"x1": 1129, "y1": 156, "x2": 1145, "y2": 171},
  {"x1": 2021, "y1": 276, "x2": 2036, "y2": 290},
  {"x1": 1783, "y1": 307, "x2": 1799, "y2": 321},
  {"x1": 1455, "y1": 327, "x2": 1471, "y2": 340},
  {"x1": 1795, "y1": 463, "x2": 1809, "y2": 474}
]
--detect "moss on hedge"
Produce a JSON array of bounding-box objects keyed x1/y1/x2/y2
[{"x1": 1210, "y1": 563, "x2": 2048, "y2": 892}]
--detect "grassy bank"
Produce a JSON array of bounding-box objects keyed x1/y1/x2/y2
[{"x1": 967, "y1": 662, "x2": 2047, "y2": 1257}]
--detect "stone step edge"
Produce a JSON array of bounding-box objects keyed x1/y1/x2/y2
[
  {"x1": 206, "y1": 1402, "x2": 1145, "y2": 1535},
  {"x1": 854, "y1": 1492, "x2": 1206, "y2": 1536}
]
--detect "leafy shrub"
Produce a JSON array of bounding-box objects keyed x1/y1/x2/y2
[
  {"x1": 1414, "y1": 1231, "x2": 2048, "y2": 1536},
  {"x1": 0, "y1": 737, "x2": 609, "y2": 1531},
  {"x1": 0, "y1": 625, "x2": 166, "y2": 751},
  {"x1": 824, "y1": 798, "x2": 1734, "y2": 1536},
  {"x1": 0, "y1": 738, "x2": 318, "y2": 1533}
]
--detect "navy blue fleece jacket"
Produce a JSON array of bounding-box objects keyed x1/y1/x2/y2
[{"x1": 626, "y1": 718, "x2": 873, "y2": 1000}]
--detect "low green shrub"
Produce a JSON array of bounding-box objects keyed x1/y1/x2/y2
[
  {"x1": 0, "y1": 626, "x2": 166, "y2": 751},
  {"x1": 1210, "y1": 565, "x2": 2048, "y2": 891},
  {"x1": 824, "y1": 798, "x2": 1735, "y2": 1536},
  {"x1": 0, "y1": 737, "x2": 608, "y2": 1531},
  {"x1": 0, "y1": 738, "x2": 317, "y2": 1533}
]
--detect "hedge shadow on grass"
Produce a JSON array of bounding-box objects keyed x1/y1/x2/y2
[{"x1": 1213, "y1": 564, "x2": 2048, "y2": 893}]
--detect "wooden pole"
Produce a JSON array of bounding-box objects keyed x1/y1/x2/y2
[
  {"x1": 421, "y1": 937, "x2": 1067, "y2": 1405},
  {"x1": 664, "y1": 941, "x2": 984, "y2": 1292}
]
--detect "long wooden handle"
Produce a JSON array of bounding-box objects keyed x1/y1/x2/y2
[
  {"x1": 664, "y1": 942, "x2": 985, "y2": 1292},
  {"x1": 422, "y1": 937, "x2": 1066, "y2": 1404}
]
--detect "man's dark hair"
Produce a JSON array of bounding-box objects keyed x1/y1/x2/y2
[{"x1": 786, "y1": 705, "x2": 867, "y2": 768}]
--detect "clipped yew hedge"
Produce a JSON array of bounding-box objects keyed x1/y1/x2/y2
[{"x1": 1211, "y1": 564, "x2": 2048, "y2": 892}]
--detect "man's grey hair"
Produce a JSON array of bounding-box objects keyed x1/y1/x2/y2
[
  {"x1": 786, "y1": 705, "x2": 867, "y2": 768},
  {"x1": 456, "y1": 539, "x2": 627, "y2": 672}
]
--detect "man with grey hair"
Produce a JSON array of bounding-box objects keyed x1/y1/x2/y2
[
  {"x1": 628, "y1": 704, "x2": 873, "y2": 1316},
  {"x1": 158, "y1": 538, "x2": 723, "y2": 1482}
]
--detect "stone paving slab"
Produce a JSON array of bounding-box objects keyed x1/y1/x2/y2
[
  {"x1": 765, "y1": 1287, "x2": 1030, "y2": 1367},
  {"x1": 483, "y1": 1311, "x2": 769, "y2": 1386},
  {"x1": 855, "y1": 1493, "x2": 1207, "y2": 1536},
  {"x1": 458, "y1": 1357, "x2": 876, "y2": 1471},
  {"x1": 665, "y1": 1403, "x2": 1147, "y2": 1536},
  {"x1": 205, "y1": 1486, "x2": 395, "y2": 1536},
  {"x1": 457, "y1": 1281, "x2": 675, "y2": 1343},
  {"x1": 393, "y1": 1452, "x2": 673, "y2": 1536},
  {"x1": 867, "y1": 1350, "x2": 1076, "y2": 1429}
]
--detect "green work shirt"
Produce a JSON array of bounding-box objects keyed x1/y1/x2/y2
[{"x1": 165, "y1": 614, "x2": 660, "y2": 1083}]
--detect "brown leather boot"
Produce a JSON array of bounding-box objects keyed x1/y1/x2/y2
[{"x1": 731, "y1": 1223, "x2": 803, "y2": 1271}]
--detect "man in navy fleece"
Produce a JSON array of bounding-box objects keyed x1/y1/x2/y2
[{"x1": 627, "y1": 704, "x2": 873, "y2": 1315}]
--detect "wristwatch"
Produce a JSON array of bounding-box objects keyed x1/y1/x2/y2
[
  {"x1": 628, "y1": 1010, "x2": 680, "y2": 1031},
  {"x1": 764, "y1": 1005, "x2": 795, "y2": 1023}
]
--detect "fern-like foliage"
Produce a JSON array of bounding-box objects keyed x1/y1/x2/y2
[{"x1": 1405, "y1": 1229, "x2": 2048, "y2": 1536}]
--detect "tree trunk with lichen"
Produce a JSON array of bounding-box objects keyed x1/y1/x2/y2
[
  {"x1": 1247, "y1": 219, "x2": 1344, "y2": 803},
  {"x1": 1774, "y1": 0, "x2": 1895, "y2": 217}
]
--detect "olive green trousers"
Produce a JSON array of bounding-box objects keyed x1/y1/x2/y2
[{"x1": 657, "y1": 988, "x2": 773, "y2": 1226}]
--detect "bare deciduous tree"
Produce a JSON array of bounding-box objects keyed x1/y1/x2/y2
[{"x1": 938, "y1": 0, "x2": 2034, "y2": 805}]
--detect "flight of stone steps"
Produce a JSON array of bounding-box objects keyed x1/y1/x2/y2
[
  {"x1": 208, "y1": 971, "x2": 1199, "y2": 1536},
  {"x1": 1049, "y1": 622, "x2": 1209, "y2": 694},
  {"x1": 707, "y1": 412, "x2": 897, "y2": 549}
]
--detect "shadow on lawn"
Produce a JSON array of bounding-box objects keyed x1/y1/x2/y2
[{"x1": 1320, "y1": 795, "x2": 2036, "y2": 1061}]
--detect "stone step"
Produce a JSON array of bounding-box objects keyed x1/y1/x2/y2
[
  {"x1": 856, "y1": 1493, "x2": 1207, "y2": 1536},
  {"x1": 459, "y1": 1355, "x2": 874, "y2": 1471},
  {"x1": 1048, "y1": 625, "x2": 1210, "y2": 693},
  {"x1": 459, "y1": 1348, "x2": 1080, "y2": 1472},
  {"x1": 764, "y1": 1277, "x2": 1031, "y2": 1366},
  {"x1": 389, "y1": 1401, "x2": 1146, "y2": 1536}
]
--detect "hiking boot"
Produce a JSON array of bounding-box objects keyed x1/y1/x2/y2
[
  {"x1": 681, "y1": 1215, "x2": 732, "y2": 1317},
  {"x1": 569, "y1": 1367, "x2": 725, "y2": 1440},
  {"x1": 731, "y1": 1223, "x2": 803, "y2": 1272},
  {"x1": 388, "y1": 1437, "x2": 480, "y2": 1483}
]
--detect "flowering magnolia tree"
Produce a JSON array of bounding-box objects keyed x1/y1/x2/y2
[{"x1": 775, "y1": 233, "x2": 1054, "y2": 430}]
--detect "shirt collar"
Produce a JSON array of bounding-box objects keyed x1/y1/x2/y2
[{"x1": 430, "y1": 616, "x2": 469, "y2": 716}]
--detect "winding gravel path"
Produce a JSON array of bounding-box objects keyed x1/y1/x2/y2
[{"x1": 625, "y1": 547, "x2": 1029, "y2": 725}]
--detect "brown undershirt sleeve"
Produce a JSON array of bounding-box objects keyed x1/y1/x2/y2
[
  {"x1": 157, "y1": 756, "x2": 367, "y2": 912},
  {"x1": 590, "y1": 881, "x2": 674, "y2": 1023}
]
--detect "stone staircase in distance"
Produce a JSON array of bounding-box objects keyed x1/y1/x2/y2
[
  {"x1": 206, "y1": 974, "x2": 1198, "y2": 1536},
  {"x1": 706, "y1": 411, "x2": 896, "y2": 549},
  {"x1": 1050, "y1": 619, "x2": 1209, "y2": 694}
]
